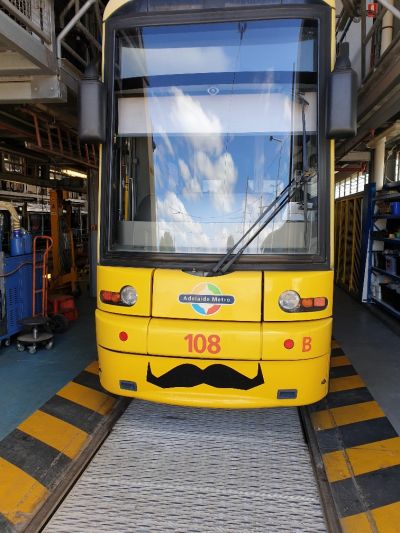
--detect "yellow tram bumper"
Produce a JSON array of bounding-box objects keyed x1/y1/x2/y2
[{"x1": 97, "y1": 347, "x2": 329, "y2": 408}]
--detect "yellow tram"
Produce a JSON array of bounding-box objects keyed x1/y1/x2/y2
[{"x1": 80, "y1": 0, "x2": 356, "y2": 407}]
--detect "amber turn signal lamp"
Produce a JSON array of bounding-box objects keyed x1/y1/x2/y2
[
  {"x1": 313, "y1": 297, "x2": 327, "y2": 308},
  {"x1": 100, "y1": 290, "x2": 121, "y2": 304}
]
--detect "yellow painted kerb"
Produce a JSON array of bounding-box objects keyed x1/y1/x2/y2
[
  {"x1": 18, "y1": 410, "x2": 89, "y2": 460},
  {"x1": 0, "y1": 458, "x2": 48, "y2": 525},
  {"x1": 330, "y1": 355, "x2": 351, "y2": 367},
  {"x1": 312, "y1": 401, "x2": 385, "y2": 431},
  {"x1": 341, "y1": 512, "x2": 373, "y2": 533},
  {"x1": 85, "y1": 360, "x2": 100, "y2": 374},
  {"x1": 372, "y1": 501, "x2": 400, "y2": 533},
  {"x1": 323, "y1": 436, "x2": 400, "y2": 482},
  {"x1": 57, "y1": 381, "x2": 116, "y2": 415},
  {"x1": 329, "y1": 374, "x2": 366, "y2": 393}
]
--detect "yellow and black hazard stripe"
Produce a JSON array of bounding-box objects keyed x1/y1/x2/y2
[
  {"x1": 308, "y1": 341, "x2": 400, "y2": 532},
  {"x1": 0, "y1": 362, "x2": 127, "y2": 532}
]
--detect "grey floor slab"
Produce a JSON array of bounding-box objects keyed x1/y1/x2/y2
[
  {"x1": 333, "y1": 287, "x2": 400, "y2": 433},
  {"x1": 0, "y1": 297, "x2": 96, "y2": 440}
]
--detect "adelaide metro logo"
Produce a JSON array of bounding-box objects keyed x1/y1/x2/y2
[{"x1": 178, "y1": 282, "x2": 235, "y2": 316}]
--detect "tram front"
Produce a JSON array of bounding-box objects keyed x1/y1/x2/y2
[{"x1": 80, "y1": 0, "x2": 356, "y2": 407}]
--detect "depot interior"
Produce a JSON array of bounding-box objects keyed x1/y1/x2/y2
[{"x1": 0, "y1": 0, "x2": 399, "y2": 489}]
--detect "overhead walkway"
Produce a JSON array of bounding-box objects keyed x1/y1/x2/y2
[{"x1": 0, "y1": 0, "x2": 102, "y2": 103}]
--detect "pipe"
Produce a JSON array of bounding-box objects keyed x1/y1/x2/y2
[
  {"x1": 94, "y1": 1, "x2": 102, "y2": 28},
  {"x1": 373, "y1": 137, "x2": 386, "y2": 191},
  {"x1": 381, "y1": 0, "x2": 394, "y2": 55},
  {"x1": 0, "y1": 201, "x2": 20, "y2": 230},
  {"x1": 62, "y1": 41, "x2": 88, "y2": 67},
  {"x1": 56, "y1": 0, "x2": 97, "y2": 59},
  {"x1": 77, "y1": 21, "x2": 101, "y2": 51}
]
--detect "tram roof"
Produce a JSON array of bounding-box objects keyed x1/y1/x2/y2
[{"x1": 104, "y1": 0, "x2": 335, "y2": 21}]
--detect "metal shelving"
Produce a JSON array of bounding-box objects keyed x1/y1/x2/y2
[
  {"x1": 367, "y1": 183, "x2": 400, "y2": 320},
  {"x1": 372, "y1": 266, "x2": 400, "y2": 282},
  {"x1": 372, "y1": 237, "x2": 400, "y2": 246},
  {"x1": 372, "y1": 297, "x2": 400, "y2": 319},
  {"x1": 374, "y1": 192, "x2": 400, "y2": 201}
]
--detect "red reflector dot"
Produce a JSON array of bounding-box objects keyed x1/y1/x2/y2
[
  {"x1": 284, "y1": 339, "x2": 294, "y2": 349},
  {"x1": 119, "y1": 331, "x2": 128, "y2": 342}
]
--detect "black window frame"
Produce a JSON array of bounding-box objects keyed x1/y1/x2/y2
[{"x1": 100, "y1": 3, "x2": 332, "y2": 272}]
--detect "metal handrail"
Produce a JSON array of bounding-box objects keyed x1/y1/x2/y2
[
  {"x1": 378, "y1": 0, "x2": 400, "y2": 20},
  {"x1": 77, "y1": 21, "x2": 101, "y2": 51},
  {"x1": 56, "y1": 0, "x2": 98, "y2": 59},
  {"x1": 60, "y1": 0, "x2": 76, "y2": 28}
]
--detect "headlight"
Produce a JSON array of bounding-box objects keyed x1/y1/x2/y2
[
  {"x1": 279, "y1": 290, "x2": 300, "y2": 312},
  {"x1": 120, "y1": 285, "x2": 137, "y2": 306}
]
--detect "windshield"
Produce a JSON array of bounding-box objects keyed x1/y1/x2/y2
[{"x1": 110, "y1": 18, "x2": 319, "y2": 256}]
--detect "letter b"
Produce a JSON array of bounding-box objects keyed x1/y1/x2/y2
[{"x1": 302, "y1": 337, "x2": 312, "y2": 352}]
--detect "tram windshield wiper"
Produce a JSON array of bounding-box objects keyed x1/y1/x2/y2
[
  {"x1": 208, "y1": 91, "x2": 312, "y2": 277},
  {"x1": 207, "y1": 171, "x2": 314, "y2": 276}
]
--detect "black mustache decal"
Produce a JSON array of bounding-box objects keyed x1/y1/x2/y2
[{"x1": 146, "y1": 363, "x2": 264, "y2": 390}]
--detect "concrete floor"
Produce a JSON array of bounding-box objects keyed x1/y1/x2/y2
[
  {"x1": 333, "y1": 287, "x2": 400, "y2": 434},
  {"x1": 0, "y1": 297, "x2": 96, "y2": 440}
]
